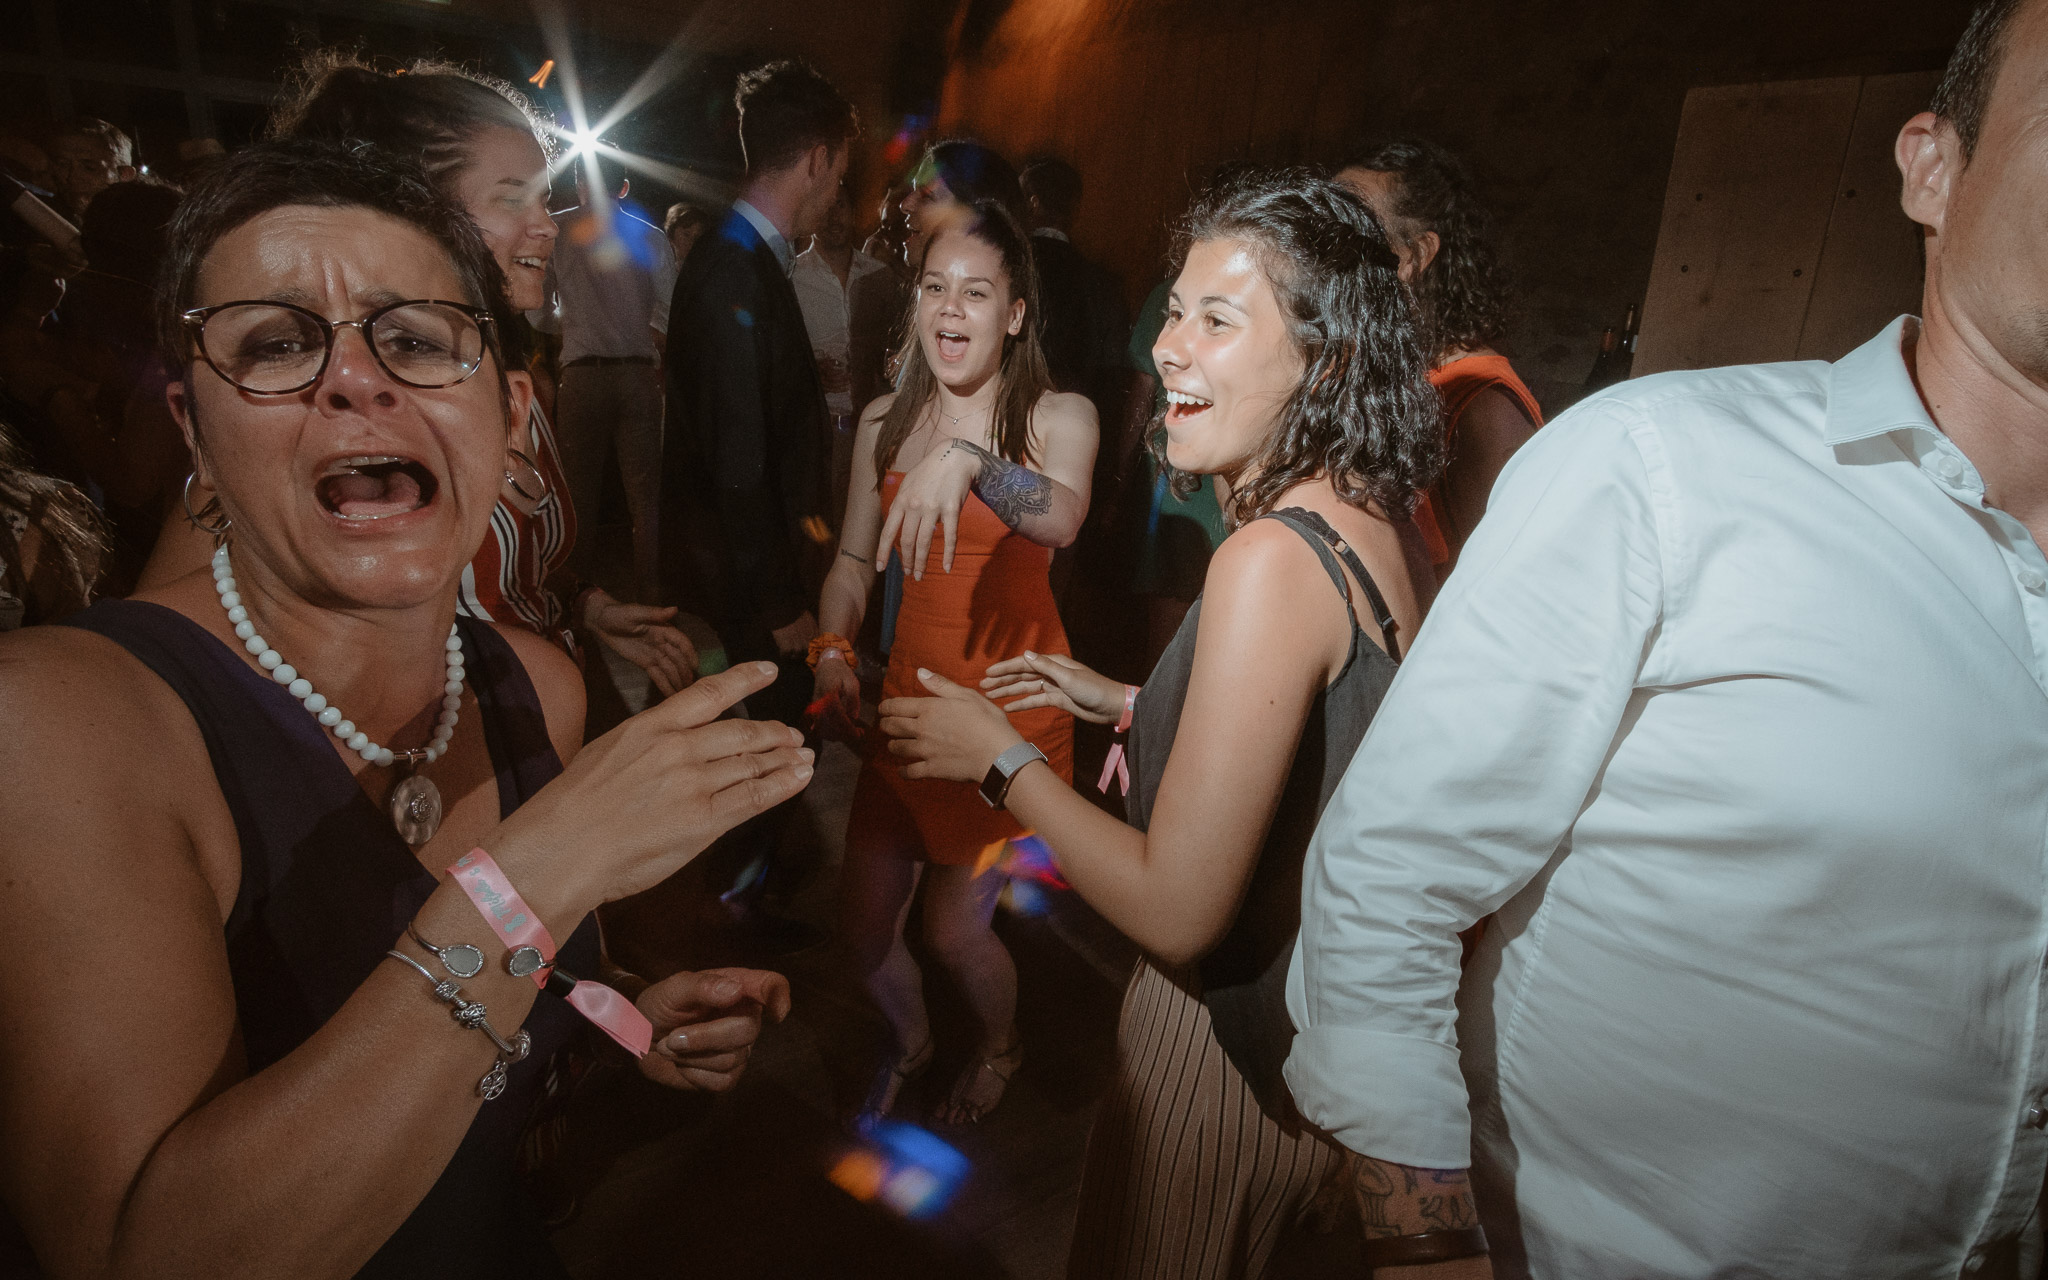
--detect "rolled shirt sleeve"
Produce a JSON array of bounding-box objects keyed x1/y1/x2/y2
[{"x1": 1285, "y1": 397, "x2": 1677, "y2": 1168}]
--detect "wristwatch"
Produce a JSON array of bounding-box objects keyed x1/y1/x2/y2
[{"x1": 979, "y1": 742, "x2": 1048, "y2": 810}]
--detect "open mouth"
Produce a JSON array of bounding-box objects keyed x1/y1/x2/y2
[
  {"x1": 512, "y1": 254, "x2": 548, "y2": 274},
  {"x1": 934, "y1": 329, "x2": 969, "y2": 363},
  {"x1": 316, "y1": 455, "x2": 440, "y2": 521},
  {"x1": 1165, "y1": 389, "x2": 1213, "y2": 422}
]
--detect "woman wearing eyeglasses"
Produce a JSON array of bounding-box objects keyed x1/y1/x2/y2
[
  {"x1": 147, "y1": 51, "x2": 699, "y2": 701},
  {"x1": 0, "y1": 141, "x2": 815, "y2": 1278}
]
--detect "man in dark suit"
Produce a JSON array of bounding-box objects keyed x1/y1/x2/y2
[
  {"x1": 661, "y1": 60, "x2": 855, "y2": 728},
  {"x1": 1019, "y1": 157, "x2": 1128, "y2": 430}
]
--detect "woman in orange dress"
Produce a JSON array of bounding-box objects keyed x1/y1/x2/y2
[
  {"x1": 812, "y1": 198, "x2": 1097, "y2": 1126},
  {"x1": 1339, "y1": 139, "x2": 1543, "y2": 577}
]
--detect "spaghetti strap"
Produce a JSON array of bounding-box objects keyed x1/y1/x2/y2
[{"x1": 1264, "y1": 507, "x2": 1402, "y2": 662}]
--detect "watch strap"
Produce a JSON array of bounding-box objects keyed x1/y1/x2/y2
[{"x1": 980, "y1": 742, "x2": 1049, "y2": 809}]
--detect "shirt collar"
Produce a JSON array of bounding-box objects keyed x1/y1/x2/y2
[
  {"x1": 733, "y1": 199, "x2": 794, "y2": 274},
  {"x1": 1822, "y1": 315, "x2": 1939, "y2": 446}
]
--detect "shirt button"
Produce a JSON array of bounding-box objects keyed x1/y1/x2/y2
[
  {"x1": 2025, "y1": 1105, "x2": 2048, "y2": 1129},
  {"x1": 1964, "y1": 1254, "x2": 1987, "y2": 1274},
  {"x1": 1933, "y1": 453, "x2": 1966, "y2": 482},
  {"x1": 2021, "y1": 569, "x2": 2048, "y2": 595}
]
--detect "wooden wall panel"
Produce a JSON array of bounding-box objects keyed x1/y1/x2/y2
[
  {"x1": 1633, "y1": 77, "x2": 1861, "y2": 375},
  {"x1": 1793, "y1": 70, "x2": 1935, "y2": 361}
]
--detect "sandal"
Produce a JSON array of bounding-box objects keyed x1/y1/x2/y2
[
  {"x1": 852, "y1": 1035, "x2": 934, "y2": 1133},
  {"x1": 938, "y1": 1036, "x2": 1023, "y2": 1125}
]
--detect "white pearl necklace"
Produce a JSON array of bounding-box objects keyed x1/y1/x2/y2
[{"x1": 210, "y1": 544, "x2": 464, "y2": 767}]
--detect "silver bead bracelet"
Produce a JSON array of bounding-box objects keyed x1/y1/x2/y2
[{"x1": 383, "y1": 949, "x2": 532, "y2": 1100}]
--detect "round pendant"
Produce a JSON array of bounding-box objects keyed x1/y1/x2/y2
[
  {"x1": 390, "y1": 773, "x2": 443, "y2": 847},
  {"x1": 506, "y1": 945, "x2": 547, "y2": 978},
  {"x1": 437, "y1": 943, "x2": 485, "y2": 979}
]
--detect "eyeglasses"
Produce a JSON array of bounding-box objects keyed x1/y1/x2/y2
[{"x1": 181, "y1": 298, "x2": 499, "y2": 396}]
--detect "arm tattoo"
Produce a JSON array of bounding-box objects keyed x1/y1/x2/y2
[
  {"x1": 947, "y1": 439, "x2": 1054, "y2": 529},
  {"x1": 839, "y1": 548, "x2": 871, "y2": 563},
  {"x1": 1352, "y1": 1157, "x2": 1478, "y2": 1239}
]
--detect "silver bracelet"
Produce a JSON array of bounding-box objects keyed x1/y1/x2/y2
[
  {"x1": 383, "y1": 950, "x2": 533, "y2": 1100},
  {"x1": 406, "y1": 921, "x2": 485, "y2": 979}
]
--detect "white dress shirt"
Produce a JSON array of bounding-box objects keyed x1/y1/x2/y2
[
  {"x1": 1287, "y1": 318, "x2": 2048, "y2": 1278},
  {"x1": 732, "y1": 199, "x2": 794, "y2": 275},
  {"x1": 791, "y1": 245, "x2": 887, "y2": 415},
  {"x1": 540, "y1": 202, "x2": 677, "y2": 363}
]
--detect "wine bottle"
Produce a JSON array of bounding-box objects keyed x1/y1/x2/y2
[
  {"x1": 1585, "y1": 326, "x2": 1617, "y2": 388},
  {"x1": 1613, "y1": 304, "x2": 1639, "y2": 382}
]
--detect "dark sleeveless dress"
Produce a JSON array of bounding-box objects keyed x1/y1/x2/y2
[
  {"x1": 1069, "y1": 508, "x2": 1401, "y2": 1280},
  {"x1": 55, "y1": 598, "x2": 598, "y2": 1278}
]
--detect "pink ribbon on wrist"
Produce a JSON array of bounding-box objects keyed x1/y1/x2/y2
[
  {"x1": 449, "y1": 848, "x2": 653, "y2": 1057},
  {"x1": 1098, "y1": 685, "x2": 1137, "y2": 796}
]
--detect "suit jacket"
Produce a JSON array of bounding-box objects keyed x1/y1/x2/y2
[
  {"x1": 660, "y1": 207, "x2": 828, "y2": 640},
  {"x1": 1031, "y1": 231, "x2": 1128, "y2": 398}
]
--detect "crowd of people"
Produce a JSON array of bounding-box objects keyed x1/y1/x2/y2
[{"x1": 3, "y1": 0, "x2": 2048, "y2": 1276}]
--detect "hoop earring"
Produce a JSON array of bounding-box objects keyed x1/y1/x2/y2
[
  {"x1": 503, "y1": 449, "x2": 548, "y2": 504},
  {"x1": 182, "y1": 471, "x2": 232, "y2": 541}
]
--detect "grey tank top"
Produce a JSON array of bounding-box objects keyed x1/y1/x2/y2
[{"x1": 1123, "y1": 507, "x2": 1400, "y2": 1123}]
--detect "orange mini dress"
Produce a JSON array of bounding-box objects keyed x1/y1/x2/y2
[
  {"x1": 1412, "y1": 353, "x2": 1544, "y2": 566},
  {"x1": 850, "y1": 470, "x2": 1076, "y2": 865}
]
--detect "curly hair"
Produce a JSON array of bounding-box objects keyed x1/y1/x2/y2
[
  {"x1": 1153, "y1": 166, "x2": 1442, "y2": 524},
  {"x1": 1342, "y1": 139, "x2": 1512, "y2": 361}
]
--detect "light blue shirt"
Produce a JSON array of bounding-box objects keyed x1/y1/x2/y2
[
  {"x1": 1288, "y1": 318, "x2": 2048, "y2": 1278},
  {"x1": 732, "y1": 199, "x2": 794, "y2": 275}
]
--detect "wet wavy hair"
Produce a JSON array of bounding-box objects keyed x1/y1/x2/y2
[
  {"x1": 874, "y1": 197, "x2": 1053, "y2": 486},
  {"x1": 1154, "y1": 165, "x2": 1442, "y2": 524},
  {"x1": 1344, "y1": 138, "x2": 1511, "y2": 361}
]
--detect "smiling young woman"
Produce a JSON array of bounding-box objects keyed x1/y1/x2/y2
[
  {"x1": 878, "y1": 168, "x2": 1461, "y2": 1278},
  {"x1": 813, "y1": 197, "x2": 1096, "y2": 1128}
]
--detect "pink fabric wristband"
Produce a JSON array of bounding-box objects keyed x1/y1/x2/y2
[
  {"x1": 449, "y1": 848, "x2": 653, "y2": 1057},
  {"x1": 1099, "y1": 685, "x2": 1139, "y2": 797}
]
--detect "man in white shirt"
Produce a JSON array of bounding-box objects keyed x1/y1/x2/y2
[
  {"x1": 790, "y1": 186, "x2": 887, "y2": 529},
  {"x1": 547, "y1": 155, "x2": 678, "y2": 603},
  {"x1": 1287, "y1": 3, "x2": 2048, "y2": 1277}
]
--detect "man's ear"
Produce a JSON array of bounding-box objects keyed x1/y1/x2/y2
[
  {"x1": 617, "y1": 177, "x2": 630, "y2": 201},
  {"x1": 1898, "y1": 110, "x2": 1957, "y2": 236}
]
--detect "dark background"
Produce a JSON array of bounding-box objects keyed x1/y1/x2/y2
[{"x1": 2, "y1": 0, "x2": 1978, "y2": 413}]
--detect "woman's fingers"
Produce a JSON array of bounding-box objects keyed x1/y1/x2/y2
[
  {"x1": 674, "y1": 717, "x2": 805, "y2": 766},
  {"x1": 874, "y1": 504, "x2": 906, "y2": 572},
  {"x1": 651, "y1": 661, "x2": 778, "y2": 731},
  {"x1": 706, "y1": 755, "x2": 813, "y2": 829},
  {"x1": 877, "y1": 718, "x2": 922, "y2": 744},
  {"x1": 940, "y1": 507, "x2": 958, "y2": 574},
  {"x1": 911, "y1": 509, "x2": 936, "y2": 581},
  {"x1": 693, "y1": 744, "x2": 813, "y2": 796},
  {"x1": 656, "y1": 1012, "x2": 761, "y2": 1056},
  {"x1": 995, "y1": 692, "x2": 1054, "y2": 714},
  {"x1": 981, "y1": 656, "x2": 1035, "y2": 680}
]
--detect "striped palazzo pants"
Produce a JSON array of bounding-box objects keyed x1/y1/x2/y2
[{"x1": 1067, "y1": 958, "x2": 1342, "y2": 1280}]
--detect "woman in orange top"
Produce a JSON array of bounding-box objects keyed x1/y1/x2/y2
[
  {"x1": 1339, "y1": 139, "x2": 1542, "y2": 576},
  {"x1": 813, "y1": 198, "x2": 1096, "y2": 1127}
]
